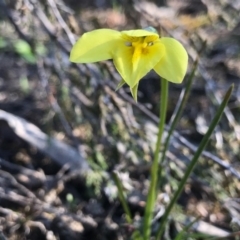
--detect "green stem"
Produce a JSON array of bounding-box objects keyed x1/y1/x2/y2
[
  {"x1": 156, "y1": 85, "x2": 234, "y2": 239},
  {"x1": 143, "y1": 79, "x2": 168, "y2": 240}
]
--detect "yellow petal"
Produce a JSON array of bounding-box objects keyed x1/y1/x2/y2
[
  {"x1": 70, "y1": 29, "x2": 121, "y2": 63},
  {"x1": 115, "y1": 79, "x2": 126, "y2": 91},
  {"x1": 113, "y1": 41, "x2": 165, "y2": 88},
  {"x1": 130, "y1": 83, "x2": 139, "y2": 102},
  {"x1": 154, "y1": 38, "x2": 188, "y2": 83}
]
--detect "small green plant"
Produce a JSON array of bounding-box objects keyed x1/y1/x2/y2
[
  {"x1": 19, "y1": 76, "x2": 30, "y2": 94},
  {"x1": 66, "y1": 193, "x2": 77, "y2": 211},
  {"x1": 13, "y1": 39, "x2": 46, "y2": 63}
]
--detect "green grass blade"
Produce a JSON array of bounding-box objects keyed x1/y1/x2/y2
[
  {"x1": 112, "y1": 171, "x2": 132, "y2": 224},
  {"x1": 131, "y1": 230, "x2": 144, "y2": 240},
  {"x1": 160, "y1": 58, "x2": 198, "y2": 166},
  {"x1": 156, "y1": 84, "x2": 234, "y2": 239},
  {"x1": 143, "y1": 79, "x2": 169, "y2": 240},
  {"x1": 174, "y1": 216, "x2": 201, "y2": 240}
]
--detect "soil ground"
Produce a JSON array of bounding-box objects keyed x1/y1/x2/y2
[{"x1": 0, "y1": 0, "x2": 240, "y2": 239}]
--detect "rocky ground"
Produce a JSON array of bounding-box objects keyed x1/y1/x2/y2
[{"x1": 0, "y1": 0, "x2": 240, "y2": 239}]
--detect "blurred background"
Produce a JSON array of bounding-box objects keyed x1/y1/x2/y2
[{"x1": 0, "y1": 0, "x2": 240, "y2": 239}]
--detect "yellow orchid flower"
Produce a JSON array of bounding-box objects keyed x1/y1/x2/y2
[{"x1": 70, "y1": 27, "x2": 188, "y2": 101}]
